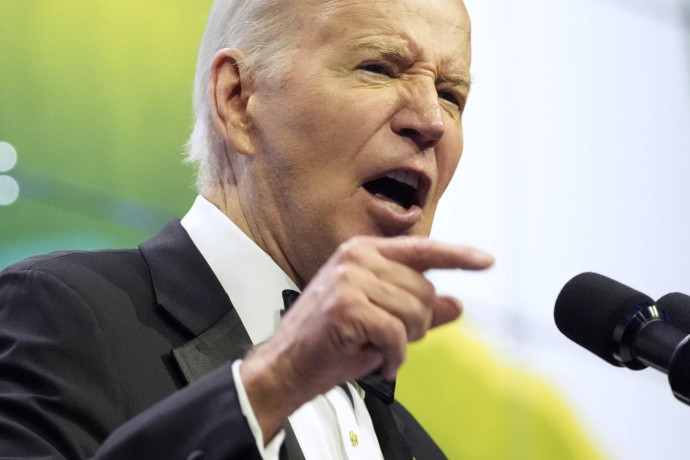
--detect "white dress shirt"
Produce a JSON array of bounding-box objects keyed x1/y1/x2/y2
[{"x1": 181, "y1": 195, "x2": 384, "y2": 460}]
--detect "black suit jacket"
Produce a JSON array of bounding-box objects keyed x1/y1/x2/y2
[{"x1": 0, "y1": 220, "x2": 445, "y2": 459}]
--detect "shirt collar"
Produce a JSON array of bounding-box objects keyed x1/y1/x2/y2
[{"x1": 180, "y1": 195, "x2": 300, "y2": 344}]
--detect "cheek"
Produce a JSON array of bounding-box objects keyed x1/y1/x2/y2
[
  {"x1": 436, "y1": 125, "x2": 464, "y2": 194},
  {"x1": 271, "y1": 93, "x2": 347, "y2": 162},
  {"x1": 307, "y1": 88, "x2": 391, "y2": 152}
]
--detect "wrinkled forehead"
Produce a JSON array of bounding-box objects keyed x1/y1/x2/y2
[
  {"x1": 299, "y1": 0, "x2": 471, "y2": 66},
  {"x1": 304, "y1": 0, "x2": 469, "y2": 29}
]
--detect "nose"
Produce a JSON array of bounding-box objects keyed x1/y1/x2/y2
[{"x1": 390, "y1": 83, "x2": 445, "y2": 151}]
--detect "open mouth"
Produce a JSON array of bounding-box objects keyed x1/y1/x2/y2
[{"x1": 362, "y1": 169, "x2": 427, "y2": 210}]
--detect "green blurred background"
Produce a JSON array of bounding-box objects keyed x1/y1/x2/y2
[
  {"x1": 0, "y1": 2, "x2": 603, "y2": 458},
  {"x1": 0, "y1": 0, "x2": 208, "y2": 267}
]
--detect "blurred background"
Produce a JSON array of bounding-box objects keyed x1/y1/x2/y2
[{"x1": 1, "y1": 0, "x2": 689, "y2": 458}]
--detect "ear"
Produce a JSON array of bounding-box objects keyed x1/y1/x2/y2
[{"x1": 210, "y1": 49, "x2": 255, "y2": 156}]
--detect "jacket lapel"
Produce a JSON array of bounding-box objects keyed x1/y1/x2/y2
[
  {"x1": 365, "y1": 395, "x2": 415, "y2": 460},
  {"x1": 172, "y1": 308, "x2": 252, "y2": 382},
  {"x1": 139, "y1": 219, "x2": 305, "y2": 459},
  {"x1": 139, "y1": 219, "x2": 230, "y2": 337}
]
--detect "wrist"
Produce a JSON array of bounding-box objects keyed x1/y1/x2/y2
[{"x1": 239, "y1": 341, "x2": 311, "y2": 442}]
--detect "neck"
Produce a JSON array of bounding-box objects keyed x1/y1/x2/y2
[{"x1": 202, "y1": 186, "x2": 305, "y2": 289}]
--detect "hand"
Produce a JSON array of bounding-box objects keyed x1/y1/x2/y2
[{"x1": 240, "y1": 236, "x2": 494, "y2": 442}]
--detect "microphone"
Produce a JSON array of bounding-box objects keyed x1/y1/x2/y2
[
  {"x1": 656, "y1": 292, "x2": 690, "y2": 333},
  {"x1": 554, "y1": 272, "x2": 690, "y2": 405}
]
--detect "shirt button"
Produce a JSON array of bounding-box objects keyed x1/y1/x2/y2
[{"x1": 349, "y1": 430, "x2": 359, "y2": 447}]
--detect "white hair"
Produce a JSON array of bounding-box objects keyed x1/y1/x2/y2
[{"x1": 186, "y1": 0, "x2": 304, "y2": 192}]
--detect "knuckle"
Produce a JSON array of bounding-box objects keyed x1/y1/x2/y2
[
  {"x1": 396, "y1": 236, "x2": 415, "y2": 253},
  {"x1": 406, "y1": 248, "x2": 428, "y2": 269},
  {"x1": 391, "y1": 319, "x2": 408, "y2": 344},
  {"x1": 330, "y1": 265, "x2": 365, "y2": 301},
  {"x1": 409, "y1": 300, "x2": 432, "y2": 340},
  {"x1": 402, "y1": 236, "x2": 425, "y2": 252},
  {"x1": 348, "y1": 235, "x2": 369, "y2": 246},
  {"x1": 420, "y1": 279, "x2": 437, "y2": 302},
  {"x1": 333, "y1": 263, "x2": 354, "y2": 283},
  {"x1": 337, "y1": 243, "x2": 366, "y2": 265}
]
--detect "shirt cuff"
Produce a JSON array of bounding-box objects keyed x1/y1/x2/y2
[{"x1": 232, "y1": 359, "x2": 285, "y2": 460}]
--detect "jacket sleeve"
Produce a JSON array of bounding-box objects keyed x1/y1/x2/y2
[{"x1": 0, "y1": 268, "x2": 262, "y2": 460}]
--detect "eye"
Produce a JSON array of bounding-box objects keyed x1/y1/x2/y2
[
  {"x1": 359, "y1": 63, "x2": 393, "y2": 77},
  {"x1": 438, "y1": 90, "x2": 461, "y2": 107}
]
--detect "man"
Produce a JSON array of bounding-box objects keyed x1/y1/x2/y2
[{"x1": 0, "y1": 0, "x2": 493, "y2": 458}]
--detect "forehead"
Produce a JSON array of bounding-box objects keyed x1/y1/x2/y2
[{"x1": 302, "y1": 0, "x2": 471, "y2": 71}]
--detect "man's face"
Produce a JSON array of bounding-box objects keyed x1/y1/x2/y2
[{"x1": 241, "y1": 0, "x2": 472, "y2": 284}]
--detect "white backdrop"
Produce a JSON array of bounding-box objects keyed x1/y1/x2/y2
[{"x1": 431, "y1": 0, "x2": 690, "y2": 458}]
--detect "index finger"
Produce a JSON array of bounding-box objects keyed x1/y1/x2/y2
[{"x1": 374, "y1": 236, "x2": 495, "y2": 272}]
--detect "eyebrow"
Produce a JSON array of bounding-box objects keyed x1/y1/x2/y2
[
  {"x1": 348, "y1": 38, "x2": 416, "y2": 66},
  {"x1": 438, "y1": 72, "x2": 472, "y2": 90},
  {"x1": 348, "y1": 36, "x2": 472, "y2": 90}
]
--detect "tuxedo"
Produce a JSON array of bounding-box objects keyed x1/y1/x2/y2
[{"x1": 0, "y1": 220, "x2": 444, "y2": 459}]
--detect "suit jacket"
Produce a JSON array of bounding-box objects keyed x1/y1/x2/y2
[{"x1": 0, "y1": 220, "x2": 445, "y2": 459}]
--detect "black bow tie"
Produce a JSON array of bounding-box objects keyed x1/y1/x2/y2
[{"x1": 282, "y1": 289, "x2": 396, "y2": 405}]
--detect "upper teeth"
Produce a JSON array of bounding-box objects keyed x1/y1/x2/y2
[{"x1": 386, "y1": 170, "x2": 420, "y2": 190}]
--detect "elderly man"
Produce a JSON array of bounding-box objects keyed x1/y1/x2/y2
[{"x1": 0, "y1": 0, "x2": 493, "y2": 458}]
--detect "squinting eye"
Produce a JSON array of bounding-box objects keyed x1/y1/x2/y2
[
  {"x1": 360, "y1": 63, "x2": 392, "y2": 76},
  {"x1": 438, "y1": 90, "x2": 460, "y2": 107}
]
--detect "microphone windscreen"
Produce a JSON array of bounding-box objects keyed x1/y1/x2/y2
[
  {"x1": 656, "y1": 293, "x2": 690, "y2": 333},
  {"x1": 554, "y1": 272, "x2": 654, "y2": 366}
]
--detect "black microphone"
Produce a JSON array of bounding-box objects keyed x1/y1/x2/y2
[
  {"x1": 554, "y1": 272, "x2": 690, "y2": 405},
  {"x1": 656, "y1": 292, "x2": 690, "y2": 333}
]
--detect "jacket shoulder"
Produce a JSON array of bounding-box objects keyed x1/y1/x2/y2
[{"x1": 1, "y1": 248, "x2": 146, "y2": 283}]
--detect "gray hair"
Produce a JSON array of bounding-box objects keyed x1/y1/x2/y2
[{"x1": 186, "y1": 0, "x2": 303, "y2": 192}]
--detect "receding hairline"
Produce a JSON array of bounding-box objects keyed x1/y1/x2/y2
[{"x1": 187, "y1": 0, "x2": 472, "y2": 191}]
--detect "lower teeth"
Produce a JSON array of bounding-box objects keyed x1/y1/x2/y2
[
  {"x1": 386, "y1": 200, "x2": 405, "y2": 211},
  {"x1": 372, "y1": 192, "x2": 408, "y2": 210}
]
